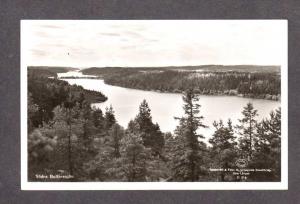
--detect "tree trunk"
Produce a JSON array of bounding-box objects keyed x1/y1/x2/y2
[{"x1": 67, "y1": 109, "x2": 73, "y2": 175}]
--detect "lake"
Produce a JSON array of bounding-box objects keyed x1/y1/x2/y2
[{"x1": 59, "y1": 72, "x2": 280, "y2": 142}]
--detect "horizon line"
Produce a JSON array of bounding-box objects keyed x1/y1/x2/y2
[{"x1": 27, "y1": 64, "x2": 281, "y2": 69}]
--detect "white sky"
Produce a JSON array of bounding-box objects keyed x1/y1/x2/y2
[{"x1": 22, "y1": 20, "x2": 287, "y2": 68}]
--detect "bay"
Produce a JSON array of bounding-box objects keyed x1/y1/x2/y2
[{"x1": 59, "y1": 72, "x2": 280, "y2": 141}]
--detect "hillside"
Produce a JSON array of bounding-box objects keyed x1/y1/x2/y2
[
  {"x1": 81, "y1": 65, "x2": 280, "y2": 76},
  {"x1": 81, "y1": 65, "x2": 281, "y2": 100},
  {"x1": 28, "y1": 66, "x2": 79, "y2": 77}
]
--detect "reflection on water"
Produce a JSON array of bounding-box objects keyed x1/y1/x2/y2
[{"x1": 62, "y1": 77, "x2": 280, "y2": 141}]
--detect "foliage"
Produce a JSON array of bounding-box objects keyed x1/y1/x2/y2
[
  {"x1": 209, "y1": 119, "x2": 237, "y2": 181},
  {"x1": 28, "y1": 75, "x2": 107, "y2": 129},
  {"x1": 168, "y1": 89, "x2": 208, "y2": 181},
  {"x1": 82, "y1": 67, "x2": 281, "y2": 100},
  {"x1": 132, "y1": 100, "x2": 164, "y2": 154},
  {"x1": 250, "y1": 108, "x2": 281, "y2": 181},
  {"x1": 236, "y1": 103, "x2": 258, "y2": 159},
  {"x1": 28, "y1": 71, "x2": 282, "y2": 182},
  {"x1": 28, "y1": 128, "x2": 57, "y2": 180},
  {"x1": 28, "y1": 92, "x2": 39, "y2": 133},
  {"x1": 104, "y1": 105, "x2": 116, "y2": 130}
]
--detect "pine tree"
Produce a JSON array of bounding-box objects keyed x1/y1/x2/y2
[
  {"x1": 136, "y1": 99, "x2": 152, "y2": 126},
  {"x1": 28, "y1": 128, "x2": 57, "y2": 180},
  {"x1": 118, "y1": 131, "x2": 151, "y2": 181},
  {"x1": 87, "y1": 127, "x2": 152, "y2": 182},
  {"x1": 52, "y1": 103, "x2": 83, "y2": 176},
  {"x1": 83, "y1": 144, "x2": 115, "y2": 181},
  {"x1": 252, "y1": 108, "x2": 281, "y2": 181},
  {"x1": 92, "y1": 108, "x2": 104, "y2": 130},
  {"x1": 236, "y1": 102, "x2": 258, "y2": 160},
  {"x1": 108, "y1": 123, "x2": 125, "y2": 158},
  {"x1": 52, "y1": 102, "x2": 99, "y2": 179},
  {"x1": 171, "y1": 89, "x2": 207, "y2": 181},
  {"x1": 104, "y1": 105, "x2": 116, "y2": 130},
  {"x1": 134, "y1": 99, "x2": 164, "y2": 154},
  {"x1": 28, "y1": 92, "x2": 39, "y2": 133},
  {"x1": 79, "y1": 101, "x2": 97, "y2": 154},
  {"x1": 209, "y1": 119, "x2": 237, "y2": 181}
]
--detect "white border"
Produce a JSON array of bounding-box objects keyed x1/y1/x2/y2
[{"x1": 21, "y1": 20, "x2": 288, "y2": 190}]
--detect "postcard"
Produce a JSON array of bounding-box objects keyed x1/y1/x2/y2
[{"x1": 21, "y1": 20, "x2": 288, "y2": 190}]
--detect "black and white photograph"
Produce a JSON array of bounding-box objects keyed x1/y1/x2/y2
[{"x1": 21, "y1": 20, "x2": 287, "y2": 190}]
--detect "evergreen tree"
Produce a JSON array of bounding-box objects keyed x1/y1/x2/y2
[
  {"x1": 134, "y1": 99, "x2": 164, "y2": 154},
  {"x1": 136, "y1": 99, "x2": 152, "y2": 126},
  {"x1": 28, "y1": 128, "x2": 57, "y2": 180},
  {"x1": 251, "y1": 108, "x2": 281, "y2": 181},
  {"x1": 83, "y1": 141, "x2": 115, "y2": 181},
  {"x1": 83, "y1": 123, "x2": 125, "y2": 181},
  {"x1": 171, "y1": 89, "x2": 207, "y2": 181},
  {"x1": 52, "y1": 103, "x2": 83, "y2": 176},
  {"x1": 236, "y1": 102, "x2": 258, "y2": 160},
  {"x1": 104, "y1": 105, "x2": 116, "y2": 130},
  {"x1": 209, "y1": 119, "x2": 237, "y2": 181},
  {"x1": 127, "y1": 119, "x2": 138, "y2": 133},
  {"x1": 108, "y1": 123, "x2": 125, "y2": 158},
  {"x1": 79, "y1": 101, "x2": 97, "y2": 154},
  {"x1": 117, "y1": 131, "x2": 151, "y2": 181},
  {"x1": 86, "y1": 126, "x2": 151, "y2": 182},
  {"x1": 92, "y1": 108, "x2": 104, "y2": 130},
  {"x1": 210, "y1": 119, "x2": 236, "y2": 150},
  {"x1": 83, "y1": 146, "x2": 114, "y2": 181},
  {"x1": 28, "y1": 92, "x2": 39, "y2": 133}
]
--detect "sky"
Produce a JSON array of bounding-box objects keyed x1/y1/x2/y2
[{"x1": 22, "y1": 20, "x2": 287, "y2": 68}]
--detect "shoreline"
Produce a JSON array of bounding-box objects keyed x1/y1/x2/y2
[{"x1": 60, "y1": 76, "x2": 280, "y2": 102}]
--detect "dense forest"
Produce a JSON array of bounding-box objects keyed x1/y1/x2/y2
[
  {"x1": 82, "y1": 66, "x2": 281, "y2": 100},
  {"x1": 28, "y1": 66, "x2": 79, "y2": 77},
  {"x1": 28, "y1": 69, "x2": 281, "y2": 182},
  {"x1": 28, "y1": 70, "x2": 107, "y2": 132}
]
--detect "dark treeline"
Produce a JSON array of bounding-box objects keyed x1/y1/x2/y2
[
  {"x1": 28, "y1": 66, "x2": 78, "y2": 76},
  {"x1": 82, "y1": 65, "x2": 280, "y2": 74},
  {"x1": 28, "y1": 75, "x2": 281, "y2": 181},
  {"x1": 105, "y1": 70, "x2": 280, "y2": 100},
  {"x1": 82, "y1": 67, "x2": 281, "y2": 100},
  {"x1": 28, "y1": 74, "x2": 107, "y2": 132}
]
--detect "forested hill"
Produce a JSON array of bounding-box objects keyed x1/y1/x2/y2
[
  {"x1": 81, "y1": 65, "x2": 280, "y2": 74},
  {"x1": 28, "y1": 66, "x2": 79, "y2": 77},
  {"x1": 28, "y1": 67, "x2": 107, "y2": 130},
  {"x1": 81, "y1": 65, "x2": 281, "y2": 100}
]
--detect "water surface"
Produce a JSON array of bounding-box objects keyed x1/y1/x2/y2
[{"x1": 60, "y1": 73, "x2": 280, "y2": 141}]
